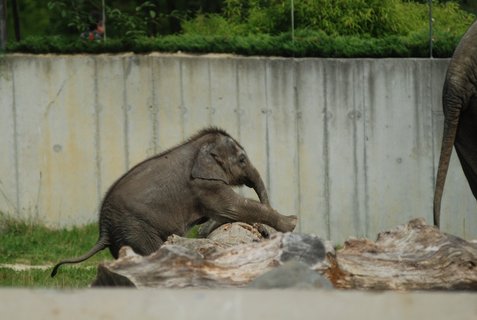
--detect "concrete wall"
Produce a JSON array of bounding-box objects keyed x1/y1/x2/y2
[
  {"x1": 0, "y1": 53, "x2": 475, "y2": 243},
  {"x1": 2, "y1": 289, "x2": 477, "y2": 320}
]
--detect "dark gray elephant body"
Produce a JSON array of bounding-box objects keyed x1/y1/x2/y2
[
  {"x1": 434, "y1": 20, "x2": 477, "y2": 227},
  {"x1": 52, "y1": 128, "x2": 297, "y2": 276}
]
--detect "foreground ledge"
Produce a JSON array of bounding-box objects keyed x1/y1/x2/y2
[{"x1": 0, "y1": 289, "x2": 476, "y2": 320}]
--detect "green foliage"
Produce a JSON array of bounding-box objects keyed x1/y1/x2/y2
[
  {"x1": 6, "y1": 0, "x2": 51, "y2": 40},
  {"x1": 181, "y1": 13, "x2": 247, "y2": 36},
  {"x1": 4, "y1": 0, "x2": 477, "y2": 57},
  {"x1": 282, "y1": 0, "x2": 406, "y2": 36},
  {"x1": 44, "y1": 0, "x2": 226, "y2": 38},
  {"x1": 187, "y1": 0, "x2": 474, "y2": 37},
  {"x1": 432, "y1": 1, "x2": 476, "y2": 35},
  {"x1": 46, "y1": 0, "x2": 165, "y2": 38},
  {"x1": 4, "y1": 30, "x2": 463, "y2": 57},
  {"x1": 47, "y1": 0, "x2": 101, "y2": 35}
]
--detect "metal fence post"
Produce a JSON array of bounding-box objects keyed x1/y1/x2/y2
[
  {"x1": 429, "y1": 0, "x2": 433, "y2": 58},
  {"x1": 102, "y1": 0, "x2": 107, "y2": 41},
  {"x1": 291, "y1": 0, "x2": 295, "y2": 43}
]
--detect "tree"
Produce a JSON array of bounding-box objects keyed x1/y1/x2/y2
[
  {"x1": 0, "y1": 0, "x2": 6, "y2": 49},
  {"x1": 10, "y1": 0, "x2": 19, "y2": 41}
]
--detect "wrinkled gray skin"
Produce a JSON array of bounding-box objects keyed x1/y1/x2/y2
[
  {"x1": 434, "y1": 21, "x2": 477, "y2": 228},
  {"x1": 51, "y1": 128, "x2": 297, "y2": 276}
]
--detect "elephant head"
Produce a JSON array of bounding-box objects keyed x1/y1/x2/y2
[{"x1": 191, "y1": 133, "x2": 270, "y2": 205}]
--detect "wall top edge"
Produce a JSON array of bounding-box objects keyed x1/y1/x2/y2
[{"x1": 1, "y1": 52, "x2": 451, "y2": 62}]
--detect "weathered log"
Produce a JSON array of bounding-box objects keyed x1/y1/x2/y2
[
  {"x1": 92, "y1": 219, "x2": 477, "y2": 290},
  {"x1": 331, "y1": 218, "x2": 477, "y2": 290},
  {"x1": 92, "y1": 222, "x2": 333, "y2": 288}
]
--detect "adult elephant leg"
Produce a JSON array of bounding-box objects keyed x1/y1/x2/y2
[
  {"x1": 455, "y1": 102, "x2": 477, "y2": 199},
  {"x1": 456, "y1": 148, "x2": 477, "y2": 198}
]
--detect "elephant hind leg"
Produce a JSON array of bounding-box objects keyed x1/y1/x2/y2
[
  {"x1": 128, "y1": 233, "x2": 164, "y2": 256},
  {"x1": 456, "y1": 148, "x2": 477, "y2": 199},
  {"x1": 109, "y1": 221, "x2": 164, "y2": 258},
  {"x1": 456, "y1": 145, "x2": 477, "y2": 199},
  {"x1": 455, "y1": 105, "x2": 477, "y2": 200}
]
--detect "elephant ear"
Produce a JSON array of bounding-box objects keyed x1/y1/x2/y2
[{"x1": 191, "y1": 143, "x2": 229, "y2": 184}]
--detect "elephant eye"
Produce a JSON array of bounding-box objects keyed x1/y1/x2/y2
[{"x1": 239, "y1": 155, "x2": 247, "y2": 165}]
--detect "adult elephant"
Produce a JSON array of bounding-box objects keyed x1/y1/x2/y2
[
  {"x1": 51, "y1": 127, "x2": 297, "y2": 276},
  {"x1": 434, "y1": 20, "x2": 477, "y2": 228}
]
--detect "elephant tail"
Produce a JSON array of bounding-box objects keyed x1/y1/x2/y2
[
  {"x1": 433, "y1": 120, "x2": 459, "y2": 228},
  {"x1": 50, "y1": 234, "x2": 110, "y2": 277}
]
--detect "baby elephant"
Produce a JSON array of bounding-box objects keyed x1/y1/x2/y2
[{"x1": 51, "y1": 127, "x2": 297, "y2": 276}]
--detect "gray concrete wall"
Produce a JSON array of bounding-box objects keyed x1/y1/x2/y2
[{"x1": 0, "y1": 53, "x2": 475, "y2": 243}]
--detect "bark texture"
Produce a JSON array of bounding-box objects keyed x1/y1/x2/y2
[
  {"x1": 332, "y1": 218, "x2": 477, "y2": 290},
  {"x1": 92, "y1": 219, "x2": 477, "y2": 290}
]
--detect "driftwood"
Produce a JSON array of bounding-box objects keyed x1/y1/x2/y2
[
  {"x1": 92, "y1": 222, "x2": 333, "y2": 288},
  {"x1": 92, "y1": 219, "x2": 477, "y2": 290},
  {"x1": 331, "y1": 218, "x2": 477, "y2": 290}
]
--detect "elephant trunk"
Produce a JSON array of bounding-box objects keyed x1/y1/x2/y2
[{"x1": 247, "y1": 166, "x2": 270, "y2": 206}]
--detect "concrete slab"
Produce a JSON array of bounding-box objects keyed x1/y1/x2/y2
[{"x1": 0, "y1": 289, "x2": 476, "y2": 320}]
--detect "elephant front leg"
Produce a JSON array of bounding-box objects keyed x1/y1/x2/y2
[{"x1": 193, "y1": 180, "x2": 297, "y2": 232}]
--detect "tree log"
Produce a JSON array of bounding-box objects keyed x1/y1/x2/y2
[
  {"x1": 331, "y1": 218, "x2": 477, "y2": 290},
  {"x1": 92, "y1": 219, "x2": 477, "y2": 290},
  {"x1": 92, "y1": 222, "x2": 333, "y2": 288}
]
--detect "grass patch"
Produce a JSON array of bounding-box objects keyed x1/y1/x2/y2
[
  {"x1": 0, "y1": 267, "x2": 98, "y2": 288},
  {"x1": 0, "y1": 215, "x2": 112, "y2": 288}
]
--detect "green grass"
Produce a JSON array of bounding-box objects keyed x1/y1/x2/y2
[
  {"x1": 0, "y1": 215, "x2": 112, "y2": 288},
  {"x1": 0, "y1": 267, "x2": 98, "y2": 288}
]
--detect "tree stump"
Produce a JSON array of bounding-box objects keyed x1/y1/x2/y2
[{"x1": 92, "y1": 219, "x2": 477, "y2": 290}]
